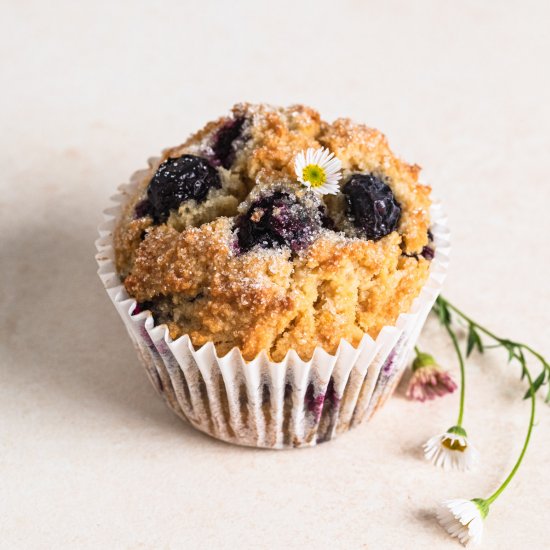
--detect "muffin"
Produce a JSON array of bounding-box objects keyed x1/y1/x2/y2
[{"x1": 96, "y1": 103, "x2": 449, "y2": 448}]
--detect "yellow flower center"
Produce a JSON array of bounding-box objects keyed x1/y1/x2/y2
[
  {"x1": 302, "y1": 164, "x2": 327, "y2": 187},
  {"x1": 442, "y1": 437, "x2": 467, "y2": 452}
]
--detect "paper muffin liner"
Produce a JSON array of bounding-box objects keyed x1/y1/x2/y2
[{"x1": 95, "y1": 170, "x2": 450, "y2": 449}]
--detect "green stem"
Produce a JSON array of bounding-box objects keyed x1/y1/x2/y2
[
  {"x1": 443, "y1": 298, "x2": 502, "y2": 342},
  {"x1": 486, "y1": 366, "x2": 537, "y2": 504},
  {"x1": 444, "y1": 300, "x2": 548, "y2": 367},
  {"x1": 414, "y1": 345, "x2": 420, "y2": 355},
  {"x1": 521, "y1": 345, "x2": 549, "y2": 367},
  {"x1": 444, "y1": 323, "x2": 466, "y2": 427},
  {"x1": 435, "y1": 296, "x2": 543, "y2": 505}
]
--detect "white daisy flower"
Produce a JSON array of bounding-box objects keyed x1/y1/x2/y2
[
  {"x1": 424, "y1": 425, "x2": 479, "y2": 471},
  {"x1": 437, "y1": 498, "x2": 488, "y2": 547},
  {"x1": 294, "y1": 147, "x2": 342, "y2": 195}
]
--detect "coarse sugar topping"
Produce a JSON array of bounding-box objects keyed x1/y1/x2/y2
[{"x1": 114, "y1": 103, "x2": 432, "y2": 361}]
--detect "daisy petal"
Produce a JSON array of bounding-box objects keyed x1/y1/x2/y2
[
  {"x1": 423, "y1": 426, "x2": 479, "y2": 471},
  {"x1": 293, "y1": 147, "x2": 342, "y2": 195},
  {"x1": 438, "y1": 498, "x2": 487, "y2": 546}
]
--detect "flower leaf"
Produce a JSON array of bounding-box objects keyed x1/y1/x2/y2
[
  {"x1": 430, "y1": 296, "x2": 549, "y2": 408},
  {"x1": 501, "y1": 340, "x2": 517, "y2": 364},
  {"x1": 466, "y1": 325, "x2": 484, "y2": 357},
  {"x1": 520, "y1": 365, "x2": 528, "y2": 381},
  {"x1": 523, "y1": 370, "x2": 546, "y2": 400},
  {"x1": 435, "y1": 297, "x2": 451, "y2": 326}
]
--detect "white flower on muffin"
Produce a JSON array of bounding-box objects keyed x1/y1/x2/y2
[
  {"x1": 437, "y1": 498, "x2": 488, "y2": 547},
  {"x1": 424, "y1": 425, "x2": 479, "y2": 471},
  {"x1": 294, "y1": 147, "x2": 342, "y2": 195}
]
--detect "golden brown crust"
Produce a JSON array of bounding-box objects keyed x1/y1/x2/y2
[
  {"x1": 124, "y1": 218, "x2": 297, "y2": 359},
  {"x1": 113, "y1": 103, "x2": 432, "y2": 361},
  {"x1": 319, "y1": 118, "x2": 431, "y2": 253}
]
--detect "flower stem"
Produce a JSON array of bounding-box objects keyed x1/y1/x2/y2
[
  {"x1": 444, "y1": 323, "x2": 466, "y2": 427},
  {"x1": 443, "y1": 301, "x2": 496, "y2": 338},
  {"x1": 444, "y1": 301, "x2": 548, "y2": 367},
  {"x1": 486, "y1": 366, "x2": 536, "y2": 504},
  {"x1": 435, "y1": 295, "x2": 543, "y2": 505}
]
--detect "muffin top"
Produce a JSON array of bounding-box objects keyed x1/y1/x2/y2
[{"x1": 114, "y1": 103, "x2": 433, "y2": 361}]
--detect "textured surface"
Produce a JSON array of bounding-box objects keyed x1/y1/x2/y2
[{"x1": 1, "y1": 1, "x2": 549, "y2": 549}]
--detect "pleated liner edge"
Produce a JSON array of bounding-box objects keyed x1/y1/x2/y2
[{"x1": 95, "y1": 171, "x2": 450, "y2": 449}]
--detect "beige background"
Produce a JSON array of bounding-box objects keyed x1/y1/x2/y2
[{"x1": 1, "y1": 1, "x2": 549, "y2": 548}]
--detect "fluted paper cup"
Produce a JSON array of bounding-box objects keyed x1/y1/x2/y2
[{"x1": 95, "y1": 171, "x2": 450, "y2": 449}]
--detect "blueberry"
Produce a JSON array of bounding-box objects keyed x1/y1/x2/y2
[
  {"x1": 147, "y1": 155, "x2": 221, "y2": 222},
  {"x1": 318, "y1": 205, "x2": 335, "y2": 230},
  {"x1": 305, "y1": 383, "x2": 325, "y2": 420},
  {"x1": 134, "y1": 198, "x2": 153, "y2": 219},
  {"x1": 212, "y1": 116, "x2": 246, "y2": 169},
  {"x1": 304, "y1": 378, "x2": 339, "y2": 422},
  {"x1": 235, "y1": 191, "x2": 323, "y2": 253},
  {"x1": 131, "y1": 301, "x2": 154, "y2": 316},
  {"x1": 421, "y1": 229, "x2": 435, "y2": 259},
  {"x1": 421, "y1": 245, "x2": 435, "y2": 260},
  {"x1": 343, "y1": 173, "x2": 401, "y2": 240}
]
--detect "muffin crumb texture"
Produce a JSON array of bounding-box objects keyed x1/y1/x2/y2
[{"x1": 114, "y1": 103, "x2": 432, "y2": 361}]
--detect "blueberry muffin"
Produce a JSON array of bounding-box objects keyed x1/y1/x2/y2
[{"x1": 114, "y1": 103, "x2": 433, "y2": 362}]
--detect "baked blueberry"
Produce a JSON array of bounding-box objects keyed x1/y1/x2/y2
[
  {"x1": 134, "y1": 198, "x2": 153, "y2": 219},
  {"x1": 421, "y1": 245, "x2": 435, "y2": 260},
  {"x1": 212, "y1": 116, "x2": 246, "y2": 169},
  {"x1": 147, "y1": 155, "x2": 221, "y2": 222},
  {"x1": 131, "y1": 301, "x2": 154, "y2": 316},
  {"x1": 304, "y1": 378, "x2": 339, "y2": 421},
  {"x1": 318, "y1": 204, "x2": 335, "y2": 230},
  {"x1": 343, "y1": 173, "x2": 401, "y2": 240},
  {"x1": 235, "y1": 191, "x2": 323, "y2": 253}
]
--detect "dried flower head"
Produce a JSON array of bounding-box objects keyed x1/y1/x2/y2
[{"x1": 407, "y1": 350, "x2": 457, "y2": 402}]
